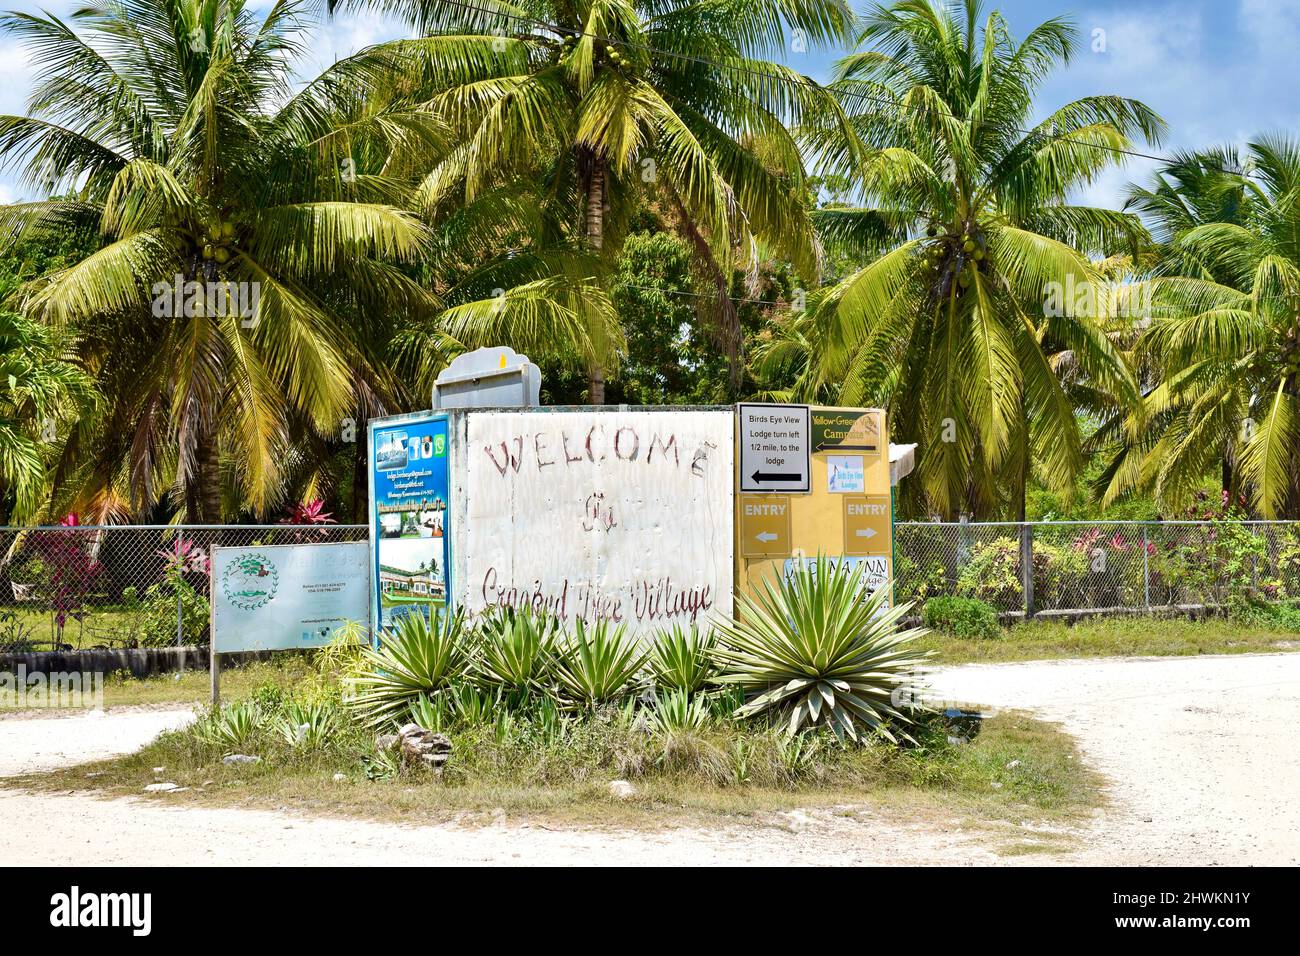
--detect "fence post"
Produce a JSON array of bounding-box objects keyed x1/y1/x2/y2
[
  {"x1": 176, "y1": 588, "x2": 184, "y2": 675},
  {"x1": 1142, "y1": 525, "x2": 1151, "y2": 610},
  {"x1": 1020, "y1": 522, "x2": 1034, "y2": 619}
]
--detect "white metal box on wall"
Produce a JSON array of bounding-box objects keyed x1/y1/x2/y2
[{"x1": 449, "y1": 407, "x2": 735, "y2": 638}]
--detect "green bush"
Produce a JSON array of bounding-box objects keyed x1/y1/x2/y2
[
  {"x1": 894, "y1": 553, "x2": 949, "y2": 607},
  {"x1": 1030, "y1": 539, "x2": 1088, "y2": 607},
  {"x1": 922, "y1": 596, "x2": 1002, "y2": 639},
  {"x1": 1227, "y1": 595, "x2": 1300, "y2": 631},
  {"x1": 122, "y1": 581, "x2": 210, "y2": 647},
  {"x1": 955, "y1": 537, "x2": 1022, "y2": 607}
]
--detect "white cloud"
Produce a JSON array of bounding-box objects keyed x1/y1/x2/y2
[
  {"x1": 1237, "y1": 0, "x2": 1300, "y2": 59},
  {"x1": 1033, "y1": 1, "x2": 1300, "y2": 209}
]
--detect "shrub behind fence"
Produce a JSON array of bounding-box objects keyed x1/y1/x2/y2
[{"x1": 895, "y1": 520, "x2": 1300, "y2": 616}]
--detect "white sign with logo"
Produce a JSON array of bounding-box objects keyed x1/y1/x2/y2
[
  {"x1": 826, "y1": 454, "x2": 865, "y2": 493},
  {"x1": 211, "y1": 542, "x2": 370, "y2": 653}
]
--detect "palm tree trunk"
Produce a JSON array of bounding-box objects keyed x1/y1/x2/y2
[
  {"x1": 353, "y1": 419, "x2": 368, "y2": 523},
  {"x1": 1017, "y1": 449, "x2": 1028, "y2": 522},
  {"x1": 197, "y1": 429, "x2": 221, "y2": 524},
  {"x1": 585, "y1": 156, "x2": 606, "y2": 405},
  {"x1": 668, "y1": 187, "x2": 742, "y2": 392}
]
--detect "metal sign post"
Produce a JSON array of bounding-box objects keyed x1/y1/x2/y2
[{"x1": 209, "y1": 560, "x2": 219, "y2": 708}]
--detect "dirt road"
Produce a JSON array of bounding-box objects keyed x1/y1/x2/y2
[
  {"x1": 2, "y1": 652, "x2": 1297, "y2": 865},
  {"x1": 928, "y1": 652, "x2": 1300, "y2": 865}
]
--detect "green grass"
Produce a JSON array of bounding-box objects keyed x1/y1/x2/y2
[
  {"x1": 920, "y1": 614, "x2": 1300, "y2": 663},
  {"x1": 0, "y1": 657, "x2": 312, "y2": 712},
  {"x1": 1, "y1": 606, "x2": 138, "y2": 649},
  {"x1": 19, "y1": 709, "x2": 1099, "y2": 832},
  {"x1": 11, "y1": 615, "x2": 1295, "y2": 711}
]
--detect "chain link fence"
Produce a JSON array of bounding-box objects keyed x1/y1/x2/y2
[
  {"x1": 4, "y1": 519, "x2": 1298, "y2": 651},
  {"x1": 895, "y1": 520, "x2": 1300, "y2": 615},
  {"x1": 0, "y1": 525, "x2": 368, "y2": 652}
]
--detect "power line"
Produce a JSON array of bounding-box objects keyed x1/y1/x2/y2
[
  {"x1": 401, "y1": 0, "x2": 1266, "y2": 181},
  {"x1": 616, "y1": 281, "x2": 790, "y2": 308}
]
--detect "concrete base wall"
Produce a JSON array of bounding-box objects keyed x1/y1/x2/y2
[{"x1": 0, "y1": 646, "x2": 309, "y2": 678}]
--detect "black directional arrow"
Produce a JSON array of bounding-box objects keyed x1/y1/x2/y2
[
  {"x1": 814, "y1": 442, "x2": 877, "y2": 453},
  {"x1": 751, "y1": 470, "x2": 802, "y2": 483}
]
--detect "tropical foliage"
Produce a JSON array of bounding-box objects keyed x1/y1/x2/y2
[
  {"x1": 0, "y1": 0, "x2": 1295, "y2": 522},
  {"x1": 345, "y1": 609, "x2": 475, "y2": 726},
  {"x1": 779, "y1": 0, "x2": 1162, "y2": 517},
  {"x1": 341, "y1": 559, "x2": 928, "y2": 743},
  {"x1": 336, "y1": 0, "x2": 853, "y2": 398},
  {"x1": 0, "y1": 311, "x2": 96, "y2": 520},
  {"x1": 1099, "y1": 138, "x2": 1300, "y2": 516}
]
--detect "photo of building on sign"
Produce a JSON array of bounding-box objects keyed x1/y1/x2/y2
[{"x1": 376, "y1": 535, "x2": 444, "y2": 626}]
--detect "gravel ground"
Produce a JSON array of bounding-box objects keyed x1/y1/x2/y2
[
  {"x1": 1, "y1": 652, "x2": 1296, "y2": 866},
  {"x1": 927, "y1": 652, "x2": 1300, "y2": 865}
]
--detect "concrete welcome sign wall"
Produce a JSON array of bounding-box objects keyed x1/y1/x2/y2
[{"x1": 451, "y1": 408, "x2": 735, "y2": 638}]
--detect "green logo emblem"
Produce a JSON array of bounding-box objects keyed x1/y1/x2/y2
[
  {"x1": 222, "y1": 553, "x2": 279, "y2": 611},
  {"x1": 433, "y1": 433, "x2": 446, "y2": 457}
]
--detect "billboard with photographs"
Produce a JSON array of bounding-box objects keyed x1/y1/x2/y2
[{"x1": 368, "y1": 412, "x2": 451, "y2": 632}]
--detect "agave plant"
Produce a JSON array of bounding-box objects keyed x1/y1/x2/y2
[
  {"x1": 275, "y1": 701, "x2": 338, "y2": 748},
  {"x1": 475, "y1": 606, "x2": 557, "y2": 691},
  {"x1": 408, "y1": 692, "x2": 452, "y2": 733},
  {"x1": 345, "y1": 610, "x2": 475, "y2": 728},
  {"x1": 715, "y1": 557, "x2": 929, "y2": 742},
  {"x1": 450, "y1": 683, "x2": 500, "y2": 726},
  {"x1": 197, "y1": 699, "x2": 263, "y2": 748},
  {"x1": 648, "y1": 624, "x2": 718, "y2": 695},
  {"x1": 647, "y1": 689, "x2": 711, "y2": 737},
  {"x1": 551, "y1": 618, "x2": 648, "y2": 709}
]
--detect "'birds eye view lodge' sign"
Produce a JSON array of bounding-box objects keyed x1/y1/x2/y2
[{"x1": 735, "y1": 406, "x2": 894, "y2": 606}]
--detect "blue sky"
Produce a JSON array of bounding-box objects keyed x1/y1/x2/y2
[{"x1": 1, "y1": 0, "x2": 1297, "y2": 207}]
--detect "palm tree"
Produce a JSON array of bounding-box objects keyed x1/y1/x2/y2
[
  {"x1": 0, "y1": 0, "x2": 448, "y2": 521},
  {"x1": 338, "y1": 0, "x2": 854, "y2": 401},
  {"x1": 799, "y1": 0, "x2": 1164, "y2": 518},
  {"x1": 1101, "y1": 137, "x2": 1300, "y2": 517},
  {"x1": 0, "y1": 310, "x2": 96, "y2": 521}
]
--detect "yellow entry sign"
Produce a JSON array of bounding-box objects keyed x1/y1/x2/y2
[
  {"x1": 739, "y1": 495, "x2": 792, "y2": 557},
  {"x1": 735, "y1": 406, "x2": 894, "y2": 604},
  {"x1": 843, "y1": 495, "x2": 892, "y2": 556}
]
